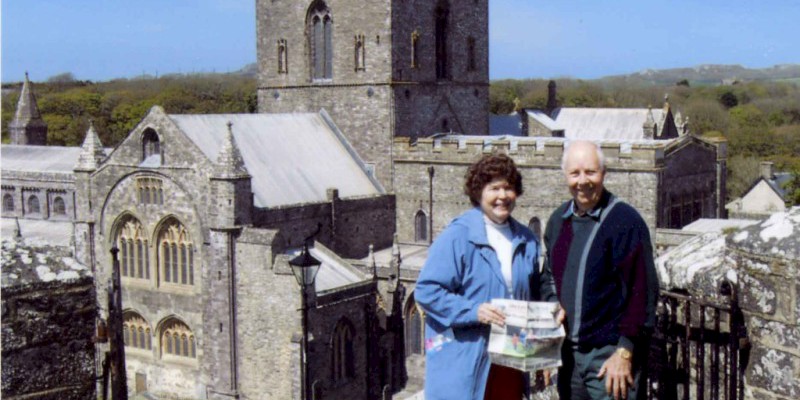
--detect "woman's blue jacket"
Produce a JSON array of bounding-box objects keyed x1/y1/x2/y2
[{"x1": 415, "y1": 208, "x2": 546, "y2": 400}]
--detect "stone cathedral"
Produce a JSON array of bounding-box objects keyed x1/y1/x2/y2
[{"x1": 2, "y1": 1, "x2": 729, "y2": 399}]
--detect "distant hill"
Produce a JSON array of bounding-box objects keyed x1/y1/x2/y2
[{"x1": 601, "y1": 64, "x2": 800, "y2": 86}]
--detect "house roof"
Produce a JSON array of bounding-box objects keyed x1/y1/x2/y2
[
  {"x1": 168, "y1": 112, "x2": 383, "y2": 208},
  {"x1": 1, "y1": 145, "x2": 108, "y2": 174},
  {"x1": 548, "y1": 107, "x2": 664, "y2": 140}
]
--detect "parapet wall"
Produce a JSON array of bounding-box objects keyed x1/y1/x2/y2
[{"x1": 394, "y1": 136, "x2": 666, "y2": 170}]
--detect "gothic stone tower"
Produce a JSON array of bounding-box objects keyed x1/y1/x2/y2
[{"x1": 256, "y1": 0, "x2": 489, "y2": 190}]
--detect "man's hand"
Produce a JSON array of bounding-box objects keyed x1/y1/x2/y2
[
  {"x1": 597, "y1": 349, "x2": 634, "y2": 400},
  {"x1": 477, "y1": 303, "x2": 506, "y2": 326}
]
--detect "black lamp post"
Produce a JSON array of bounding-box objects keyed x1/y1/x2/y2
[{"x1": 289, "y1": 242, "x2": 321, "y2": 400}]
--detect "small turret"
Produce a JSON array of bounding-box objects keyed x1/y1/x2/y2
[
  {"x1": 210, "y1": 122, "x2": 252, "y2": 228},
  {"x1": 9, "y1": 72, "x2": 48, "y2": 145},
  {"x1": 75, "y1": 121, "x2": 106, "y2": 171},
  {"x1": 643, "y1": 106, "x2": 656, "y2": 139}
]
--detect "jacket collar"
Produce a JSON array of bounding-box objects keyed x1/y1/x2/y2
[
  {"x1": 462, "y1": 207, "x2": 528, "y2": 249},
  {"x1": 561, "y1": 190, "x2": 614, "y2": 220}
]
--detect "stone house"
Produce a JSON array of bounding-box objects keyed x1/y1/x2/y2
[{"x1": 726, "y1": 161, "x2": 790, "y2": 219}]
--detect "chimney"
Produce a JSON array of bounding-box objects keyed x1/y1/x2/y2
[
  {"x1": 760, "y1": 161, "x2": 774, "y2": 180},
  {"x1": 546, "y1": 80, "x2": 558, "y2": 116}
]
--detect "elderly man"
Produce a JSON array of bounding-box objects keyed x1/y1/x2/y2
[{"x1": 541, "y1": 140, "x2": 659, "y2": 400}]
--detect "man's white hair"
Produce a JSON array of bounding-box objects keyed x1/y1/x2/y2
[{"x1": 561, "y1": 140, "x2": 606, "y2": 172}]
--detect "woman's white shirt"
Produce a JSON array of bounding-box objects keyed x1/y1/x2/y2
[{"x1": 484, "y1": 216, "x2": 514, "y2": 293}]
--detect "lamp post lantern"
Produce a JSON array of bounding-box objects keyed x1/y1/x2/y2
[{"x1": 289, "y1": 241, "x2": 321, "y2": 400}]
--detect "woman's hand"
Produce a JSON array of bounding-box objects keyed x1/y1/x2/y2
[{"x1": 477, "y1": 303, "x2": 506, "y2": 326}]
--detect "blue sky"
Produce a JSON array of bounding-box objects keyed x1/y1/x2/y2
[{"x1": 2, "y1": 0, "x2": 798, "y2": 83}]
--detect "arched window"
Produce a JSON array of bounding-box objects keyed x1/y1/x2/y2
[
  {"x1": 414, "y1": 210, "x2": 428, "y2": 243},
  {"x1": 332, "y1": 319, "x2": 355, "y2": 382},
  {"x1": 277, "y1": 38, "x2": 288, "y2": 74},
  {"x1": 435, "y1": 1, "x2": 449, "y2": 80},
  {"x1": 161, "y1": 318, "x2": 196, "y2": 358},
  {"x1": 27, "y1": 195, "x2": 40, "y2": 214},
  {"x1": 308, "y1": 1, "x2": 332, "y2": 80},
  {"x1": 115, "y1": 216, "x2": 150, "y2": 280},
  {"x1": 123, "y1": 312, "x2": 152, "y2": 351},
  {"x1": 3, "y1": 194, "x2": 14, "y2": 212},
  {"x1": 142, "y1": 128, "x2": 161, "y2": 163},
  {"x1": 354, "y1": 34, "x2": 365, "y2": 71},
  {"x1": 158, "y1": 219, "x2": 194, "y2": 286},
  {"x1": 527, "y1": 217, "x2": 542, "y2": 240},
  {"x1": 53, "y1": 196, "x2": 66, "y2": 215},
  {"x1": 405, "y1": 294, "x2": 424, "y2": 356}
]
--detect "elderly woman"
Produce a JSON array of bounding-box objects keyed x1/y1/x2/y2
[{"x1": 415, "y1": 154, "x2": 552, "y2": 400}]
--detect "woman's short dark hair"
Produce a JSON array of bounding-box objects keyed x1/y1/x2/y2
[{"x1": 464, "y1": 154, "x2": 523, "y2": 206}]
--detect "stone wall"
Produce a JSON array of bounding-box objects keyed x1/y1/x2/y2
[
  {"x1": 1, "y1": 170, "x2": 76, "y2": 221},
  {"x1": 392, "y1": 136, "x2": 665, "y2": 244},
  {"x1": 1, "y1": 239, "x2": 96, "y2": 400},
  {"x1": 254, "y1": 192, "x2": 395, "y2": 259}
]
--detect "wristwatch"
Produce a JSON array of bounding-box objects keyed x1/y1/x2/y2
[{"x1": 615, "y1": 348, "x2": 633, "y2": 360}]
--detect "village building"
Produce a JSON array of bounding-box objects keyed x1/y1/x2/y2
[{"x1": 726, "y1": 161, "x2": 791, "y2": 219}]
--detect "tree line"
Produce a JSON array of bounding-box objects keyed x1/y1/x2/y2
[{"x1": 2, "y1": 73, "x2": 798, "y2": 204}]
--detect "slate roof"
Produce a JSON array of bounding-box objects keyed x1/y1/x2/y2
[
  {"x1": 544, "y1": 107, "x2": 664, "y2": 140},
  {"x1": 168, "y1": 112, "x2": 383, "y2": 208},
  {"x1": 1, "y1": 145, "x2": 106, "y2": 173}
]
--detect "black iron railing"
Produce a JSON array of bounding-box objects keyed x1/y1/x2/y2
[{"x1": 647, "y1": 282, "x2": 749, "y2": 400}]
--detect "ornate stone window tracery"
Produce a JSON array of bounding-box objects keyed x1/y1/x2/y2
[
  {"x1": 136, "y1": 177, "x2": 164, "y2": 205},
  {"x1": 161, "y1": 319, "x2": 196, "y2": 359},
  {"x1": 158, "y1": 219, "x2": 194, "y2": 286},
  {"x1": 123, "y1": 312, "x2": 152, "y2": 351},
  {"x1": 116, "y1": 217, "x2": 150, "y2": 280}
]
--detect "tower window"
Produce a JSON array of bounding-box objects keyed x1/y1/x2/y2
[
  {"x1": 410, "y1": 31, "x2": 420, "y2": 68},
  {"x1": 467, "y1": 36, "x2": 476, "y2": 72},
  {"x1": 309, "y1": 2, "x2": 333, "y2": 80},
  {"x1": 277, "y1": 39, "x2": 288, "y2": 74},
  {"x1": 354, "y1": 34, "x2": 366, "y2": 72},
  {"x1": 435, "y1": 1, "x2": 450, "y2": 80}
]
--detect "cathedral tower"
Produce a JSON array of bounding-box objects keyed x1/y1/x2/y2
[
  {"x1": 256, "y1": 0, "x2": 490, "y2": 190},
  {"x1": 9, "y1": 72, "x2": 48, "y2": 145}
]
